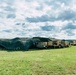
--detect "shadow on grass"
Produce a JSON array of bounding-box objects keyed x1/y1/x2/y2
[{"x1": 0, "y1": 46, "x2": 70, "y2": 52}]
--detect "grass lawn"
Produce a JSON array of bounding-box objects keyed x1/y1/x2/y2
[{"x1": 0, "y1": 46, "x2": 76, "y2": 75}]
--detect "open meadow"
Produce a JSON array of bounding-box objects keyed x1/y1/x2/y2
[{"x1": 0, "y1": 46, "x2": 76, "y2": 75}]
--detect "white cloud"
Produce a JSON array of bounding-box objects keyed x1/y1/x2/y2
[{"x1": 0, "y1": 0, "x2": 76, "y2": 39}]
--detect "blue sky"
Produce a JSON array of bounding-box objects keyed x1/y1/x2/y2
[{"x1": 0, "y1": 0, "x2": 76, "y2": 39}]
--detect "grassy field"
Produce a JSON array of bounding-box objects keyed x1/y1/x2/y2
[{"x1": 0, "y1": 46, "x2": 76, "y2": 75}]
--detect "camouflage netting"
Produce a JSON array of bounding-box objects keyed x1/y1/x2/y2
[{"x1": 0, "y1": 38, "x2": 34, "y2": 51}]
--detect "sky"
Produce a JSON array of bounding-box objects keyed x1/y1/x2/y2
[{"x1": 0, "y1": 0, "x2": 76, "y2": 39}]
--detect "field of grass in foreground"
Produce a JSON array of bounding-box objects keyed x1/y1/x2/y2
[{"x1": 0, "y1": 46, "x2": 76, "y2": 75}]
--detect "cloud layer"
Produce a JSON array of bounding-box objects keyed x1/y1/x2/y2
[{"x1": 0, "y1": 0, "x2": 76, "y2": 39}]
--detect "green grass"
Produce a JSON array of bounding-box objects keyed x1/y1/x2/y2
[{"x1": 0, "y1": 46, "x2": 76, "y2": 75}]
